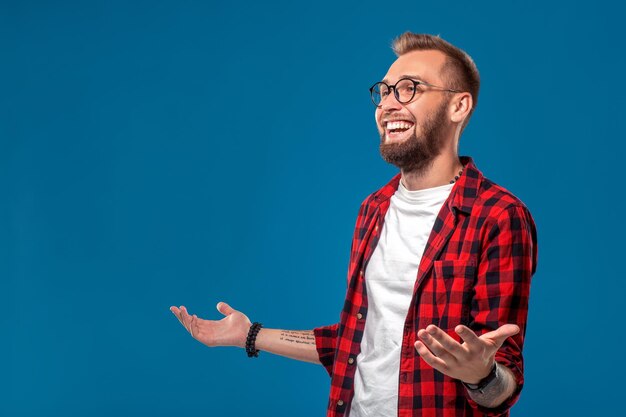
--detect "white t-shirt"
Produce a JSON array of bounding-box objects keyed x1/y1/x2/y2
[{"x1": 349, "y1": 180, "x2": 453, "y2": 417}]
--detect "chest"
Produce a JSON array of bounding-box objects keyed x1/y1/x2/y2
[{"x1": 350, "y1": 201, "x2": 480, "y2": 333}]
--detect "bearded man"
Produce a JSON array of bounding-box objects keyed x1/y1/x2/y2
[{"x1": 171, "y1": 32, "x2": 538, "y2": 417}]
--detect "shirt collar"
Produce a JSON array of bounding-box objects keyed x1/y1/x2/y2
[{"x1": 371, "y1": 156, "x2": 483, "y2": 215}]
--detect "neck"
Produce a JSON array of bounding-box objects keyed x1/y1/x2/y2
[{"x1": 401, "y1": 154, "x2": 463, "y2": 191}]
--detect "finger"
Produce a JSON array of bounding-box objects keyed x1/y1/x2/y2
[
  {"x1": 417, "y1": 328, "x2": 455, "y2": 361},
  {"x1": 423, "y1": 325, "x2": 465, "y2": 356},
  {"x1": 189, "y1": 315, "x2": 196, "y2": 338},
  {"x1": 180, "y1": 306, "x2": 192, "y2": 333},
  {"x1": 415, "y1": 340, "x2": 448, "y2": 372},
  {"x1": 481, "y1": 324, "x2": 520, "y2": 348},
  {"x1": 216, "y1": 302, "x2": 235, "y2": 316},
  {"x1": 455, "y1": 325, "x2": 482, "y2": 352},
  {"x1": 170, "y1": 307, "x2": 185, "y2": 326}
]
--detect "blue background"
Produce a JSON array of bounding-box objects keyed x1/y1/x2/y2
[{"x1": 2, "y1": 0, "x2": 625, "y2": 416}]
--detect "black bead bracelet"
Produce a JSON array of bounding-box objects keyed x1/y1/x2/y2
[{"x1": 245, "y1": 322, "x2": 263, "y2": 358}]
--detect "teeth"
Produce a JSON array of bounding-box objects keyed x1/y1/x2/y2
[{"x1": 386, "y1": 121, "x2": 413, "y2": 130}]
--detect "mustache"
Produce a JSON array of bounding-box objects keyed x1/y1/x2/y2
[
  {"x1": 379, "y1": 112, "x2": 416, "y2": 124},
  {"x1": 378, "y1": 114, "x2": 417, "y2": 125}
]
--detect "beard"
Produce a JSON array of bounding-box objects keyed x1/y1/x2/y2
[{"x1": 379, "y1": 99, "x2": 450, "y2": 174}]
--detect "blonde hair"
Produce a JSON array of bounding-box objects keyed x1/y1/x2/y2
[{"x1": 392, "y1": 32, "x2": 480, "y2": 132}]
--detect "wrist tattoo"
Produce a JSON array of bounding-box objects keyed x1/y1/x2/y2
[
  {"x1": 279, "y1": 330, "x2": 316, "y2": 346},
  {"x1": 465, "y1": 363, "x2": 517, "y2": 409}
]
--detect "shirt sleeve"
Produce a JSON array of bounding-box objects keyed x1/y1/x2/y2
[
  {"x1": 313, "y1": 323, "x2": 339, "y2": 376},
  {"x1": 465, "y1": 204, "x2": 538, "y2": 416}
]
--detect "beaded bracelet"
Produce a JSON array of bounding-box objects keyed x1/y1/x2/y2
[{"x1": 245, "y1": 322, "x2": 263, "y2": 358}]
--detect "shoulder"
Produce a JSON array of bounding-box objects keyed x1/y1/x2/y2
[
  {"x1": 476, "y1": 177, "x2": 528, "y2": 214},
  {"x1": 357, "y1": 173, "x2": 401, "y2": 213},
  {"x1": 472, "y1": 177, "x2": 530, "y2": 217},
  {"x1": 354, "y1": 190, "x2": 381, "y2": 223},
  {"x1": 474, "y1": 176, "x2": 534, "y2": 222},
  {"x1": 459, "y1": 156, "x2": 534, "y2": 224}
]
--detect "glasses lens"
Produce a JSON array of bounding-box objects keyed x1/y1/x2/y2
[
  {"x1": 370, "y1": 82, "x2": 388, "y2": 106},
  {"x1": 395, "y1": 79, "x2": 416, "y2": 103}
]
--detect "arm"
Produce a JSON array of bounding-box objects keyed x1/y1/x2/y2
[
  {"x1": 170, "y1": 302, "x2": 321, "y2": 365},
  {"x1": 256, "y1": 328, "x2": 320, "y2": 364},
  {"x1": 415, "y1": 204, "x2": 537, "y2": 411}
]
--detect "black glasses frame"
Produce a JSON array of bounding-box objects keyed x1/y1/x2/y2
[{"x1": 369, "y1": 78, "x2": 462, "y2": 107}]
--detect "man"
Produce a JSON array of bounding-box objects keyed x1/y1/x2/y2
[{"x1": 170, "y1": 32, "x2": 538, "y2": 417}]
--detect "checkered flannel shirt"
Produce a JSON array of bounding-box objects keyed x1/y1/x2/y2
[{"x1": 314, "y1": 156, "x2": 538, "y2": 417}]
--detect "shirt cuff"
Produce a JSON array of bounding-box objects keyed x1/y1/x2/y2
[
  {"x1": 313, "y1": 323, "x2": 339, "y2": 377},
  {"x1": 464, "y1": 354, "x2": 524, "y2": 416}
]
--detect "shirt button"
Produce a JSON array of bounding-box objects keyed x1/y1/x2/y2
[
  {"x1": 348, "y1": 357, "x2": 355, "y2": 365},
  {"x1": 356, "y1": 313, "x2": 363, "y2": 320},
  {"x1": 337, "y1": 400, "x2": 344, "y2": 407}
]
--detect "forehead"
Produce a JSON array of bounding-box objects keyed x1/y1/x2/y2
[{"x1": 383, "y1": 49, "x2": 448, "y2": 83}]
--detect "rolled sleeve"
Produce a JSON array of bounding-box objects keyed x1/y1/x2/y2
[{"x1": 313, "y1": 323, "x2": 339, "y2": 377}]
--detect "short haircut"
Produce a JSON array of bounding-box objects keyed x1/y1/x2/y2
[{"x1": 392, "y1": 32, "x2": 480, "y2": 132}]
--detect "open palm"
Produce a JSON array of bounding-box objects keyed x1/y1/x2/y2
[{"x1": 170, "y1": 302, "x2": 251, "y2": 348}]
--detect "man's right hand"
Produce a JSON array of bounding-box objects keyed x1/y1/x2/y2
[{"x1": 170, "y1": 302, "x2": 251, "y2": 348}]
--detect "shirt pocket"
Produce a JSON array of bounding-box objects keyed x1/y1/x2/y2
[{"x1": 433, "y1": 259, "x2": 477, "y2": 332}]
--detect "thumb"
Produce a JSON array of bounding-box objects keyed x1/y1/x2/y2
[
  {"x1": 216, "y1": 301, "x2": 236, "y2": 316},
  {"x1": 484, "y1": 324, "x2": 520, "y2": 348}
]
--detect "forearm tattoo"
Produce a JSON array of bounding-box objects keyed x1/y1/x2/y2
[
  {"x1": 279, "y1": 330, "x2": 316, "y2": 346},
  {"x1": 466, "y1": 363, "x2": 517, "y2": 409}
]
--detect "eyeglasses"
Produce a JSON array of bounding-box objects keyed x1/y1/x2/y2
[{"x1": 369, "y1": 78, "x2": 461, "y2": 107}]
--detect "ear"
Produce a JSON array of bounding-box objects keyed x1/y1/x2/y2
[{"x1": 449, "y1": 92, "x2": 472, "y2": 124}]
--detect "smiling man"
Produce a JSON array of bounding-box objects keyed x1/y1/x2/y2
[{"x1": 170, "y1": 33, "x2": 538, "y2": 417}]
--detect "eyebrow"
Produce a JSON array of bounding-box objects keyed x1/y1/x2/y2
[{"x1": 381, "y1": 74, "x2": 426, "y2": 84}]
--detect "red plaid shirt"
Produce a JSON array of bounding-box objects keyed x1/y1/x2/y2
[{"x1": 314, "y1": 157, "x2": 538, "y2": 417}]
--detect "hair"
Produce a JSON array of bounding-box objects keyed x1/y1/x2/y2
[{"x1": 392, "y1": 32, "x2": 480, "y2": 133}]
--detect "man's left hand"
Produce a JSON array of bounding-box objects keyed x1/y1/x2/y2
[{"x1": 414, "y1": 324, "x2": 519, "y2": 384}]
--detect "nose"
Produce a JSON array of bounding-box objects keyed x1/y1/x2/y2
[{"x1": 379, "y1": 88, "x2": 402, "y2": 111}]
